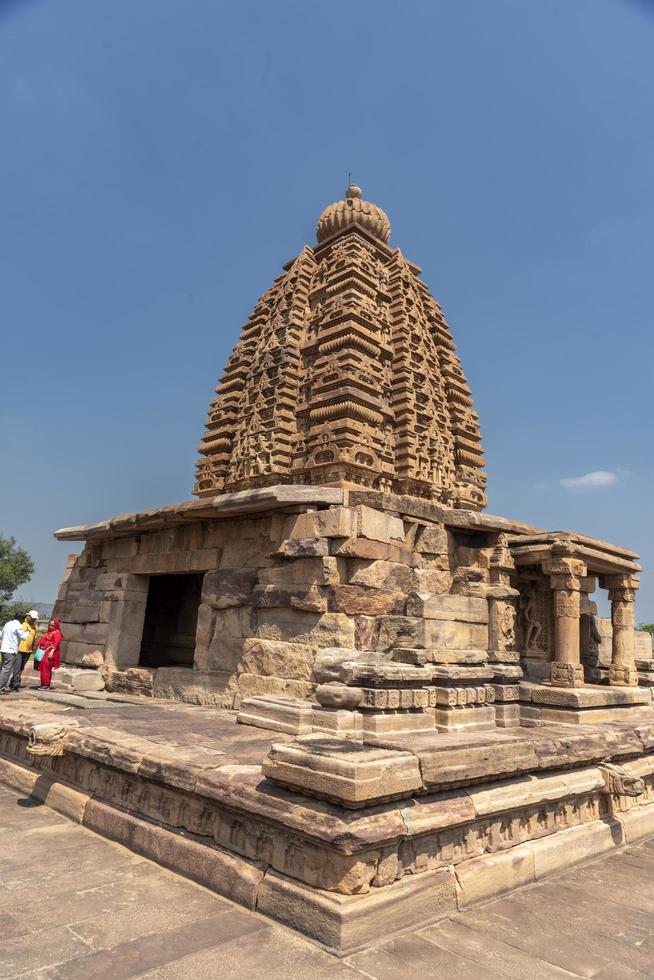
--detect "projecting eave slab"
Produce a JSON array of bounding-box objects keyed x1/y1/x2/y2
[
  {"x1": 54, "y1": 484, "x2": 545, "y2": 543},
  {"x1": 509, "y1": 530, "x2": 640, "y2": 572},
  {"x1": 53, "y1": 486, "x2": 345, "y2": 541}
]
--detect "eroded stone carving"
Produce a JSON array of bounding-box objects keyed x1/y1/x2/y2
[
  {"x1": 519, "y1": 582, "x2": 542, "y2": 652},
  {"x1": 599, "y1": 763, "x2": 645, "y2": 798},
  {"x1": 26, "y1": 721, "x2": 79, "y2": 757}
]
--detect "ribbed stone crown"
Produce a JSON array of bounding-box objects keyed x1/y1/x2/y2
[
  {"x1": 194, "y1": 187, "x2": 486, "y2": 510},
  {"x1": 316, "y1": 184, "x2": 391, "y2": 244}
]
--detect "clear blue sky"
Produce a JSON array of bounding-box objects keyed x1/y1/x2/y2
[{"x1": 2, "y1": 0, "x2": 653, "y2": 621}]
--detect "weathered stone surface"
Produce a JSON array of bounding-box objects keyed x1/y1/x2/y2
[
  {"x1": 340, "y1": 662, "x2": 432, "y2": 688},
  {"x1": 255, "y1": 609, "x2": 355, "y2": 648},
  {"x1": 202, "y1": 633, "x2": 246, "y2": 673},
  {"x1": 490, "y1": 683, "x2": 520, "y2": 702},
  {"x1": 426, "y1": 685, "x2": 494, "y2": 708},
  {"x1": 194, "y1": 602, "x2": 216, "y2": 667},
  {"x1": 371, "y1": 732, "x2": 538, "y2": 790},
  {"x1": 282, "y1": 507, "x2": 356, "y2": 541},
  {"x1": 240, "y1": 638, "x2": 317, "y2": 681},
  {"x1": 375, "y1": 616, "x2": 423, "y2": 651},
  {"x1": 432, "y1": 706, "x2": 497, "y2": 733},
  {"x1": 429, "y1": 665, "x2": 494, "y2": 683},
  {"x1": 356, "y1": 506, "x2": 405, "y2": 544},
  {"x1": 316, "y1": 684, "x2": 363, "y2": 710},
  {"x1": 393, "y1": 647, "x2": 487, "y2": 666},
  {"x1": 412, "y1": 567, "x2": 452, "y2": 593},
  {"x1": 83, "y1": 799, "x2": 264, "y2": 910},
  {"x1": 414, "y1": 524, "x2": 449, "y2": 554},
  {"x1": 537, "y1": 704, "x2": 654, "y2": 725},
  {"x1": 263, "y1": 735, "x2": 422, "y2": 807},
  {"x1": 328, "y1": 585, "x2": 405, "y2": 616},
  {"x1": 257, "y1": 867, "x2": 457, "y2": 954},
  {"x1": 521, "y1": 682, "x2": 650, "y2": 707},
  {"x1": 487, "y1": 649, "x2": 521, "y2": 664},
  {"x1": 360, "y1": 687, "x2": 430, "y2": 710},
  {"x1": 332, "y1": 538, "x2": 418, "y2": 564},
  {"x1": 354, "y1": 615, "x2": 379, "y2": 650},
  {"x1": 55, "y1": 667, "x2": 105, "y2": 693},
  {"x1": 153, "y1": 667, "x2": 237, "y2": 707},
  {"x1": 491, "y1": 665, "x2": 523, "y2": 682},
  {"x1": 276, "y1": 537, "x2": 330, "y2": 558},
  {"x1": 258, "y1": 558, "x2": 346, "y2": 587},
  {"x1": 422, "y1": 620, "x2": 489, "y2": 651},
  {"x1": 361, "y1": 711, "x2": 435, "y2": 739},
  {"x1": 252, "y1": 585, "x2": 327, "y2": 612},
  {"x1": 313, "y1": 647, "x2": 389, "y2": 684},
  {"x1": 104, "y1": 666, "x2": 155, "y2": 696},
  {"x1": 465, "y1": 768, "x2": 603, "y2": 817},
  {"x1": 531, "y1": 819, "x2": 624, "y2": 879},
  {"x1": 61, "y1": 641, "x2": 105, "y2": 668},
  {"x1": 406, "y1": 593, "x2": 488, "y2": 623},
  {"x1": 312, "y1": 706, "x2": 363, "y2": 737},
  {"x1": 235, "y1": 672, "x2": 288, "y2": 700},
  {"x1": 348, "y1": 560, "x2": 415, "y2": 593},
  {"x1": 202, "y1": 570, "x2": 257, "y2": 608},
  {"x1": 237, "y1": 696, "x2": 315, "y2": 735},
  {"x1": 455, "y1": 841, "x2": 535, "y2": 907},
  {"x1": 494, "y1": 702, "x2": 521, "y2": 727}
]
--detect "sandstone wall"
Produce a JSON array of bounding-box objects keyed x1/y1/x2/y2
[{"x1": 54, "y1": 503, "x2": 501, "y2": 708}]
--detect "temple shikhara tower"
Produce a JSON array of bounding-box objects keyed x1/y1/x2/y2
[
  {"x1": 19, "y1": 183, "x2": 653, "y2": 951},
  {"x1": 194, "y1": 185, "x2": 486, "y2": 510}
]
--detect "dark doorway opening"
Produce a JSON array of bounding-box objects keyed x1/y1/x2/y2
[{"x1": 139, "y1": 573, "x2": 203, "y2": 669}]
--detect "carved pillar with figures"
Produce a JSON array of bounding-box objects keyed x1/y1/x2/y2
[
  {"x1": 488, "y1": 535, "x2": 519, "y2": 661},
  {"x1": 543, "y1": 554, "x2": 587, "y2": 688},
  {"x1": 604, "y1": 573, "x2": 640, "y2": 687}
]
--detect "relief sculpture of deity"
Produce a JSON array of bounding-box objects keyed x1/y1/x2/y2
[{"x1": 519, "y1": 582, "x2": 543, "y2": 652}]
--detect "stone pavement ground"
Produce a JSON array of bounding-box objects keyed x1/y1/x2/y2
[{"x1": 2, "y1": 786, "x2": 654, "y2": 979}]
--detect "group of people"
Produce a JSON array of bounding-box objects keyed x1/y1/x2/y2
[{"x1": 0, "y1": 612, "x2": 62, "y2": 693}]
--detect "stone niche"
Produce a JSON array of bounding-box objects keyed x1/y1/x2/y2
[
  {"x1": 516, "y1": 566, "x2": 554, "y2": 682},
  {"x1": 53, "y1": 486, "x2": 529, "y2": 719}
]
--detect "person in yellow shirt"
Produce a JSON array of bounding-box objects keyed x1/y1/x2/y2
[{"x1": 14, "y1": 610, "x2": 39, "y2": 691}]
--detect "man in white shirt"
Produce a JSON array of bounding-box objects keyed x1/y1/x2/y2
[{"x1": 0, "y1": 614, "x2": 29, "y2": 693}]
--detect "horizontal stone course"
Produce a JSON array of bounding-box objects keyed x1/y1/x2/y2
[{"x1": 406, "y1": 593, "x2": 488, "y2": 623}]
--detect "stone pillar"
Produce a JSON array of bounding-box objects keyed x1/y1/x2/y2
[
  {"x1": 605, "y1": 574, "x2": 640, "y2": 687},
  {"x1": 487, "y1": 535, "x2": 519, "y2": 662},
  {"x1": 544, "y1": 555, "x2": 586, "y2": 688}
]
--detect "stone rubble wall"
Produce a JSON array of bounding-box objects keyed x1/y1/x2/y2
[{"x1": 53, "y1": 503, "x2": 502, "y2": 708}]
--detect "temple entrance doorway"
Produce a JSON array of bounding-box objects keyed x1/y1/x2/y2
[{"x1": 139, "y1": 573, "x2": 203, "y2": 669}]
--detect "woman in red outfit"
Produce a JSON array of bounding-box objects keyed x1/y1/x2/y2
[{"x1": 35, "y1": 619, "x2": 62, "y2": 689}]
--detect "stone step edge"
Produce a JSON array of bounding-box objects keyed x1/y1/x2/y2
[{"x1": 1, "y1": 751, "x2": 653, "y2": 954}]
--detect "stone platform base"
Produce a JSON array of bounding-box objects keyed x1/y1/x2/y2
[
  {"x1": 1, "y1": 743, "x2": 653, "y2": 953},
  {"x1": 2, "y1": 699, "x2": 654, "y2": 951},
  {"x1": 520, "y1": 681, "x2": 653, "y2": 725}
]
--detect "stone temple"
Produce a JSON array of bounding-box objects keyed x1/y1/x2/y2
[{"x1": 3, "y1": 185, "x2": 654, "y2": 952}]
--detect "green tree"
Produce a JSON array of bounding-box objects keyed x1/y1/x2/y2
[
  {"x1": 638, "y1": 623, "x2": 654, "y2": 635},
  {"x1": 0, "y1": 534, "x2": 35, "y2": 623}
]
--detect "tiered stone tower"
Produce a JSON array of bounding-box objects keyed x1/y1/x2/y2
[{"x1": 194, "y1": 185, "x2": 487, "y2": 510}]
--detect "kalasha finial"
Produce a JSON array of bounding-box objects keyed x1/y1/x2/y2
[{"x1": 346, "y1": 183, "x2": 362, "y2": 200}]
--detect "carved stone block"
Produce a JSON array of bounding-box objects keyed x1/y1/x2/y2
[{"x1": 262, "y1": 735, "x2": 423, "y2": 807}]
